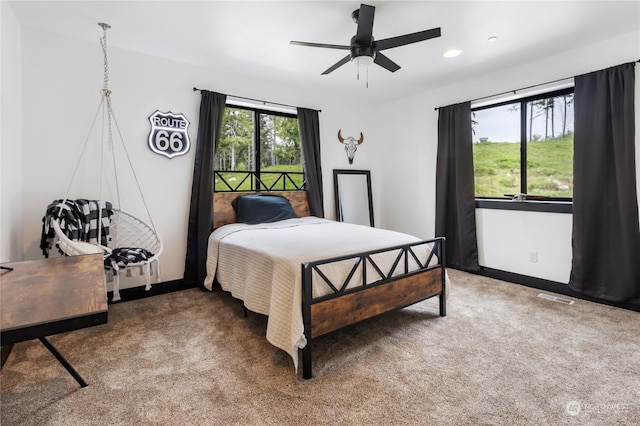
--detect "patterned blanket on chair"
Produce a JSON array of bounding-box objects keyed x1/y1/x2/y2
[
  {"x1": 104, "y1": 247, "x2": 154, "y2": 272},
  {"x1": 40, "y1": 199, "x2": 113, "y2": 257}
]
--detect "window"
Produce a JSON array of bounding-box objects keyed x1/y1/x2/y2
[
  {"x1": 472, "y1": 88, "x2": 574, "y2": 200},
  {"x1": 214, "y1": 106, "x2": 304, "y2": 191}
]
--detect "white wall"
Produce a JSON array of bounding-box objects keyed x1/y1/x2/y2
[
  {"x1": 475, "y1": 209, "x2": 573, "y2": 282},
  {"x1": 318, "y1": 102, "x2": 383, "y2": 222},
  {"x1": 17, "y1": 27, "x2": 379, "y2": 291},
  {"x1": 377, "y1": 29, "x2": 640, "y2": 284},
  {"x1": 375, "y1": 93, "x2": 438, "y2": 237},
  {"x1": 9, "y1": 22, "x2": 640, "y2": 290},
  {"x1": 0, "y1": 2, "x2": 24, "y2": 263}
]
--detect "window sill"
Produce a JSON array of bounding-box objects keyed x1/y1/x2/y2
[{"x1": 475, "y1": 199, "x2": 572, "y2": 213}]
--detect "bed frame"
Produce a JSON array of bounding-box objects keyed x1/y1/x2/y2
[{"x1": 213, "y1": 190, "x2": 446, "y2": 379}]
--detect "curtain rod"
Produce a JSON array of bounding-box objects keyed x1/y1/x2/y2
[
  {"x1": 434, "y1": 59, "x2": 640, "y2": 111},
  {"x1": 192, "y1": 87, "x2": 321, "y2": 113}
]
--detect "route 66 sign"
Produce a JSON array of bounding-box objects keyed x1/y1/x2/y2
[{"x1": 148, "y1": 110, "x2": 191, "y2": 159}]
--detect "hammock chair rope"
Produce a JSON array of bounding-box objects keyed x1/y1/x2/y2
[{"x1": 48, "y1": 22, "x2": 162, "y2": 302}]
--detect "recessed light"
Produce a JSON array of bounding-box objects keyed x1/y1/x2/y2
[
  {"x1": 443, "y1": 49, "x2": 462, "y2": 58},
  {"x1": 488, "y1": 36, "x2": 498, "y2": 42}
]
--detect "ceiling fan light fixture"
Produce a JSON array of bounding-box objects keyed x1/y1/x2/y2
[
  {"x1": 443, "y1": 49, "x2": 462, "y2": 58},
  {"x1": 352, "y1": 55, "x2": 374, "y2": 67}
]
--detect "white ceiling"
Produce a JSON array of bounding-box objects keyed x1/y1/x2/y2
[{"x1": 9, "y1": 1, "x2": 640, "y2": 103}]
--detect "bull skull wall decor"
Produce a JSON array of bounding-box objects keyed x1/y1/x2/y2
[{"x1": 337, "y1": 129, "x2": 364, "y2": 164}]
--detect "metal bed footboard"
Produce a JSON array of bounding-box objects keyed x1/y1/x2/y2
[{"x1": 301, "y1": 237, "x2": 446, "y2": 379}]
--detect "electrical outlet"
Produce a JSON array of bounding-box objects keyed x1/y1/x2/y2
[{"x1": 529, "y1": 251, "x2": 538, "y2": 263}]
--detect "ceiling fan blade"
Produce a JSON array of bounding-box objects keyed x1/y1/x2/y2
[
  {"x1": 290, "y1": 41, "x2": 350, "y2": 50},
  {"x1": 321, "y1": 55, "x2": 351, "y2": 75},
  {"x1": 374, "y1": 52, "x2": 401, "y2": 73},
  {"x1": 355, "y1": 4, "x2": 375, "y2": 45},
  {"x1": 375, "y1": 27, "x2": 441, "y2": 51}
]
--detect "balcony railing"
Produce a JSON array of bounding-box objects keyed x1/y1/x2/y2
[{"x1": 214, "y1": 170, "x2": 306, "y2": 192}]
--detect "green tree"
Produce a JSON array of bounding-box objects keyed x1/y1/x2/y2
[
  {"x1": 273, "y1": 116, "x2": 301, "y2": 165},
  {"x1": 533, "y1": 98, "x2": 555, "y2": 140},
  {"x1": 218, "y1": 108, "x2": 253, "y2": 170},
  {"x1": 260, "y1": 114, "x2": 276, "y2": 167},
  {"x1": 560, "y1": 94, "x2": 574, "y2": 137}
]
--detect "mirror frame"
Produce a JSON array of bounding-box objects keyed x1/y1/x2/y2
[{"x1": 333, "y1": 169, "x2": 374, "y2": 227}]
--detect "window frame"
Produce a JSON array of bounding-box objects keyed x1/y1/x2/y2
[
  {"x1": 472, "y1": 86, "x2": 574, "y2": 213},
  {"x1": 214, "y1": 104, "x2": 305, "y2": 192}
]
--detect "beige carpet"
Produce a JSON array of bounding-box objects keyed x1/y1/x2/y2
[{"x1": 1, "y1": 269, "x2": 638, "y2": 425}]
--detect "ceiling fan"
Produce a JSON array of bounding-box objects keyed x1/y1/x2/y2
[{"x1": 290, "y1": 3, "x2": 441, "y2": 75}]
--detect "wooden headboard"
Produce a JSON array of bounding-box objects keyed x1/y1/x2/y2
[{"x1": 213, "y1": 191, "x2": 311, "y2": 229}]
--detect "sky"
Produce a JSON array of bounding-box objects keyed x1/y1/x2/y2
[{"x1": 472, "y1": 96, "x2": 574, "y2": 143}]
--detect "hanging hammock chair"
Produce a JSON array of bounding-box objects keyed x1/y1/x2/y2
[{"x1": 41, "y1": 23, "x2": 162, "y2": 302}]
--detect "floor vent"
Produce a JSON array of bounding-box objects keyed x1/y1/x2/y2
[{"x1": 537, "y1": 293, "x2": 575, "y2": 304}]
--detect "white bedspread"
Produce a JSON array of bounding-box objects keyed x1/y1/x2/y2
[{"x1": 204, "y1": 217, "x2": 448, "y2": 371}]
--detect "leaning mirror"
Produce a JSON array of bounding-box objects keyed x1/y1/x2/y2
[{"x1": 333, "y1": 169, "x2": 374, "y2": 227}]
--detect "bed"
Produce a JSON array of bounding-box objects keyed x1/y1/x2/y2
[{"x1": 205, "y1": 190, "x2": 447, "y2": 379}]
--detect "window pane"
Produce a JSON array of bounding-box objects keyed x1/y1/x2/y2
[
  {"x1": 217, "y1": 107, "x2": 255, "y2": 172},
  {"x1": 472, "y1": 103, "x2": 521, "y2": 197},
  {"x1": 258, "y1": 113, "x2": 303, "y2": 190},
  {"x1": 525, "y1": 94, "x2": 573, "y2": 197}
]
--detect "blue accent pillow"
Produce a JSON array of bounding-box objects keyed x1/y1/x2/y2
[{"x1": 232, "y1": 194, "x2": 298, "y2": 224}]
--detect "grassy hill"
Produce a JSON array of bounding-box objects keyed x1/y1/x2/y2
[{"x1": 473, "y1": 135, "x2": 573, "y2": 198}]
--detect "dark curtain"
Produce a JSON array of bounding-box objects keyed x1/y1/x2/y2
[
  {"x1": 184, "y1": 91, "x2": 226, "y2": 288},
  {"x1": 435, "y1": 101, "x2": 480, "y2": 271},
  {"x1": 569, "y1": 62, "x2": 640, "y2": 302},
  {"x1": 297, "y1": 108, "x2": 324, "y2": 217}
]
